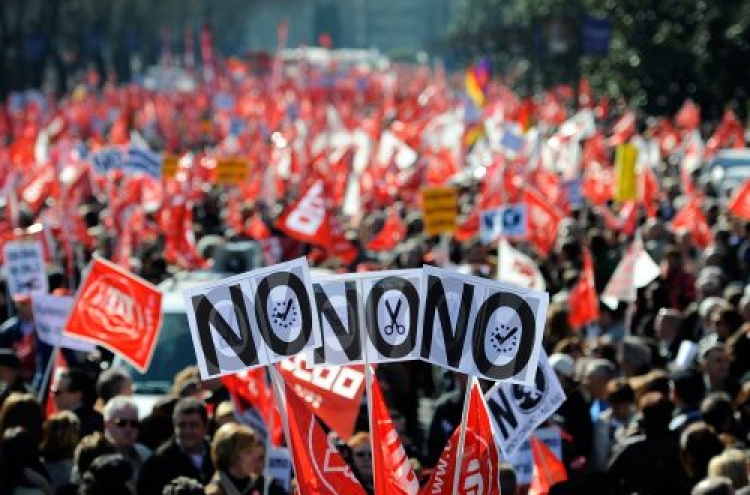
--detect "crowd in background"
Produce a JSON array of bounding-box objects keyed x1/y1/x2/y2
[{"x1": 0, "y1": 56, "x2": 750, "y2": 495}]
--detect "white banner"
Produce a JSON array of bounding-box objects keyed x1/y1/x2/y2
[
  {"x1": 182, "y1": 258, "x2": 321, "y2": 380},
  {"x1": 485, "y1": 351, "x2": 566, "y2": 457},
  {"x1": 32, "y1": 295, "x2": 95, "y2": 351},
  {"x1": 417, "y1": 266, "x2": 548, "y2": 384},
  {"x1": 502, "y1": 427, "x2": 563, "y2": 485},
  {"x1": 3, "y1": 240, "x2": 48, "y2": 298}
]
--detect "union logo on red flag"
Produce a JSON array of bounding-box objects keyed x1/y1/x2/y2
[{"x1": 64, "y1": 257, "x2": 162, "y2": 372}]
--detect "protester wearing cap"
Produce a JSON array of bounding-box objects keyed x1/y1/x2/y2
[{"x1": 0, "y1": 348, "x2": 30, "y2": 407}]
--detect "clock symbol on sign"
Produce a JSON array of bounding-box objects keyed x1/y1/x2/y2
[
  {"x1": 272, "y1": 298, "x2": 298, "y2": 329},
  {"x1": 490, "y1": 324, "x2": 519, "y2": 355}
]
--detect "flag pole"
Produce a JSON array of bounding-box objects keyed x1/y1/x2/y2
[
  {"x1": 268, "y1": 365, "x2": 302, "y2": 487},
  {"x1": 263, "y1": 368, "x2": 276, "y2": 495},
  {"x1": 38, "y1": 346, "x2": 59, "y2": 404},
  {"x1": 450, "y1": 375, "x2": 475, "y2": 495},
  {"x1": 363, "y1": 363, "x2": 379, "y2": 490}
]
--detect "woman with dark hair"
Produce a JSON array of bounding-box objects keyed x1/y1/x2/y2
[
  {"x1": 41, "y1": 411, "x2": 80, "y2": 490},
  {"x1": 0, "y1": 392, "x2": 45, "y2": 447},
  {"x1": 0, "y1": 426, "x2": 53, "y2": 495},
  {"x1": 78, "y1": 453, "x2": 134, "y2": 495}
]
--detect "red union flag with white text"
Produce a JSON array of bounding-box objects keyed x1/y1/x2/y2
[
  {"x1": 64, "y1": 257, "x2": 162, "y2": 372},
  {"x1": 420, "y1": 381, "x2": 500, "y2": 495},
  {"x1": 285, "y1": 383, "x2": 368, "y2": 495},
  {"x1": 275, "y1": 180, "x2": 332, "y2": 246}
]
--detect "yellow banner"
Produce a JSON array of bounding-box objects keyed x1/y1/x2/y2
[
  {"x1": 215, "y1": 158, "x2": 249, "y2": 185},
  {"x1": 614, "y1": 144, "x2": 638, "y2": 202},
  {"x1": 421, "y1": 186, "x2": 458, "y2": 236},
  {"x1": 161, "y1": 155, "x2": 180, "y2": 179}
]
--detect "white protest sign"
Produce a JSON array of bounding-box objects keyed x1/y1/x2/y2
[
  {"x1": 485, "y1": 351, "x2": 565, "y2": 457},
  {"x1": 499, "y1": 204, "x2": 528, "y2": 238},
  {"x1": 3, "y1": 240, "x2": 48, "y2": 297},
  {"x1": 268, "y1": 447, "x2": 293, "y2": 492},
  {"x1": 310, "y1": 270, "x2": 422, "y2": 366},
  {"x1": 501, "y1": 427, "x2": 563, "y2": 486},
  {"x1": 182, "y1": 258, "x2": 321, "y2": 380},
  {"x1": 32, "y1": 294, "x2": 95, "y2": 352},
  {"x1": 417, "y1": 266, "x2": 548, "y2": 384}
]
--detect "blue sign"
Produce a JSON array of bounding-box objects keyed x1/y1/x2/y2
[{"x1": 582, "y1": 15, "x2": 612, "y2": 56}]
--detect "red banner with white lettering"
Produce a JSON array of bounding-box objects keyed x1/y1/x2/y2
[
  {"x1": 371, "y1": 375, "x2": 420, "y2": 495},
  {"x1": 279, "y1": 357, "x2": 366, "y2": 441},
  {"x1": 64, "y1": 257, "x2": 162, "y2": 372},
  {"x1": 285, "y1": 383, "x2": 368, "y2": 495},
  {"x1": 275, "y1": 180, "x2": 332, "y2": 246},
  {"x1": 420, "y1": 381, "x2": 501, "y2": 495}
]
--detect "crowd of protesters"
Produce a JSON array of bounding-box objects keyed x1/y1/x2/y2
[{"x1": 1, "y1": 51, "x2": 750, "y2": 495}]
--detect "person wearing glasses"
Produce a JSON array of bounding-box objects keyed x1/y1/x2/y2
[
  {"x1": 51, "y1": 368, "x2": 103, "y2": 438},
  {"x1": 347, "y1": 432, "x2": 374, "y2": 493},
  {"x1": 103, "y1": 395, "x2": 151, "y2": 479}
]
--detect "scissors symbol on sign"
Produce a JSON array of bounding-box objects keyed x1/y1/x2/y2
[{"x1": 383, "y1": 299, "x2": 405, "y2": 335}]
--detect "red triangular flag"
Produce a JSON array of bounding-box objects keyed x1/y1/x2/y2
[
  {"x1": 675, "y1": 100, "x2": 701, "y2": 130},
  {"x1": 420, "y1": 381, "x2": 501, "y2": 495},
  {"x1": 371, "y1": 375, "x2": 420, "y2": 495},
  {"x1": 671, "y1": 195, "x2": 713, "y2": 248},
  {"x1": 528, "y1": 435, "x2": 568, "y2": 495},
  {"x1": 568, "y1": 249, "x2": 600, "y2": 329},
  {"x1": 222, "y1": 369, "x2": 284, "y2": 446},
  {"x1": 728, "y1": 180, "x2": 750, "y2": 220},
  {"x1": 608, "y1": 110, "x2": 636, "y2": 146},
  {"x1": 367, "y1": 209, "x2": 407, "y2": 252},
  {"x1": 285, "y1": 383, "x2": 368, "y2": 495},
  {"x1": 64, "y1": 258, "x2": 162, "y2": 372}
]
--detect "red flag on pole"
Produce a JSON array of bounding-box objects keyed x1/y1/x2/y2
[
  {"x1": 528, "y1": 435, "x2": 568, "y2": 495},
  {"x1": 371, "y1": 376, "x2": 420, "y2": 495},
  {"x1": 284, "y1": 383, "x2": 368, "y2": 495},
  {"x1": 728, "y1": 180, "x2": 750, "y2": 220},
  {"x1": 671, "y1": 195, "x2": 713, "y2": 248},
  {"x1": 568, "y1": 249, "x2": 600, "y2": 329},
  {"x1": 64, "y1": 258, "x2": 162, "y2": 372},
  {"x1": 420, "y1": 381, "x2": 501, "y2": 495},
  {"x1": 222, "y1": 369, "x2": 284, "y2": 447},
  {"x1": 367, "y1": 208, "x2": 407, "y2": 252}
]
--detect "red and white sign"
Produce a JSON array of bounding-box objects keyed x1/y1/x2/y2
[
  {"x1": 497, "y1": 239, "x2": 546, "y2": 291},
  {"x1": 279, "y1": 355, "x2": 365, "y2": 440},
  {"x1": 275, "y1": 180, "x2": 331, "y2": 246},
  {"x1": 285, "y1": 384, "x2": 368, "y2": 495},
  {"x1": 65, "y1": 257, "x2": 162, "y2": 372}
]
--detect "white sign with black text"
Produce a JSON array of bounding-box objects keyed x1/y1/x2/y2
[
  {"x1": 268, "y1": 447, "x2": 293, "y2": 492},
  {"x1": 3, "y1": 240, "x2": 48, "y2": 297},
  {"x1": 182, "y1": 258, "x2": 321, "y2": 380},
  {"x1": 417, "y1": 266, "x2": 548, "y2": 384},
  {"x1": 485, "y1": 351, "x2": 566, "y2": 457},
  {"x1": 310, "y1": 270, "x2": 422, "y2": 366},
  {"x1": 32, "y1": 294, "x2": 96, "y2": 351},
  {"x1": 499, "y1": 204, "x2": 528, "y2": 238}
]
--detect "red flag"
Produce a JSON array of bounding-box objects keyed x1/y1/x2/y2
[
  {"x1": 64, "y1": 258, "x2": 162, "y2": 372},
  {"x1": 582, "y1": 161, "x2": 614, "y2": 205},
  {"x1": 285, "y1": 383, "x2": 368, "y2": 495},
  {"x1": 568, "y1": 249, "x2": 600, "y2": 329},
  {"x1": 728, "y1": 180, "x2": 750, "y2": 220},
  {"x1": 420, "y1": 381, "x2": 501, "y2": 495},
  {"x1": 371, "y1": 375, "x2": 420, "y2": 495},
  {"x1": 672, "y1": 196, "x2": 713, "y2": 248},
  {"x1": 524, "y1": 187, "x2": 563, "y2": 256},
  {"x1": 641, "y1": 165, "x2": 662, "y2": 218},
  {"x1": 367, "y1": 209, "x2": 407, "y2": 252},
  {"x1": 275, "y1": 180, "x2": 332, "y2": 246},
  {"x1": 278, "y1": 357, "x2": 365, "y2": 441},
  {"x1": 608, "y1": 110, "x2": 636, "y2": 147},
  {"x1": 222, "y1": 369, "x2": 284, "y2": 447},
  {"x1": 529, "y1": 435, "x2": 568, "y2": 495},
  {"x1": 578, "y1": 78, "x2": 593, "y2": 109},
  {"x1": 675, "y1": 100, "x2": 701, "y2": 130}
]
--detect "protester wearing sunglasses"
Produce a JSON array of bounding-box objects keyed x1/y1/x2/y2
[{"x1": 103, "y1": 395, "x2": 152, "y2": 479}]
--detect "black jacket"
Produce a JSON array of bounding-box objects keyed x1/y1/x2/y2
[{"x1": 136, "y1": 437, "x2": 214, "y2": 495}]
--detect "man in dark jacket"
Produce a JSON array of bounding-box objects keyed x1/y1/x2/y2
[{"x1": 137, "y1": 397, "x2": 215, "y2": 494}]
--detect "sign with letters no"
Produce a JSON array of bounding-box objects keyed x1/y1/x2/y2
[
  {"x1": 183, "y1": 257, "x2": 321, "y2": 380},
  {"x1": 485, "y1": 350, "x2": 566, "y2": 457},
  {"x1": 417, "y1": 266, "x2": 548, "y2": 384}
]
